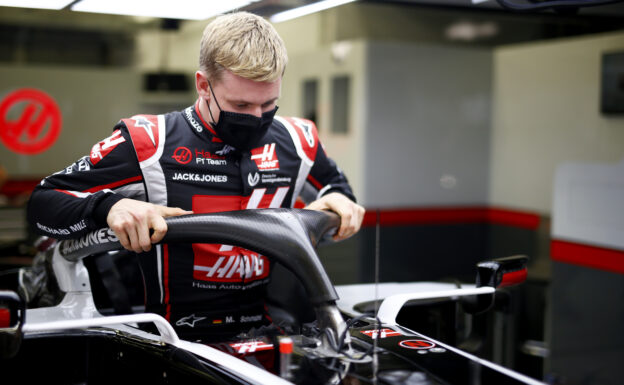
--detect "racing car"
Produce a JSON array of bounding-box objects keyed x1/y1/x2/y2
[{"x1": 0, "y1": 209, "x2": 543, "y2": 384}]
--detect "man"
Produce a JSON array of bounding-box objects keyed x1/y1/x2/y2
[{"x1": 27, "y1": 12, "x2": 364, "y2": 340}]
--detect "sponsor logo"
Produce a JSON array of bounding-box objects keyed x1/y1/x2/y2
[
  {"x1": 195, "y1": 149, "x2": 226, "y2": 166},
  {"x1": 192, "y1": 281, "x2": 217, "y2": 289},
  {"x1": 191, "y1": 279, "x2": 269, "y2": 290},
  {"x1": 217, "y1": 280, "x2": 268, "y2": 290},
  {"x1": 77, "y1": 156, "x2": 91, "y2": 171},
  {"x1": 184, "y1": 106, "x2": 203, "y2": 133},
  {"x1": 248, "y1": 172, "x2": 260, "y2": 187},
  {"x1": 399, "y1": 339, "x2": 436, "y2": 350},
  {"x1": 90, "y1": 130, "x2": 125, "y2": 165},
  {"x1": 69, "y1": 219, "x2": 87, "y2": 232},
  {"x1": 64, "y1": 156, "x2": 92, "y2": 174},
  {"x1": 216, "y1": 145, "x2": 235, "y2": 156},
  {"x1": 132, "y1": 116, "x2": 156, "y2": 147},
  {"x1": 175, "y1": 314, "x2": 206, "y2": 328},
  {"x1": 172, "y1": 146, "x2": 192, "y2": 164},
  {"x1": 193, "y1": 254, "x2": 268, "y2": 282},
  {"x1": 251, "y1": 143, "x2": 279, "y2": 171},
  {"x1": 36, "y1": 222, "x2": 70, "y2": 236},
  {"x1": 260, "y1": 173, "x2": 292, "y2": 184},
  {"x1": 60, "y1": 228, "x2": 118, "y2": 255},
  {"x1": 229, "y1": 341, "x2": 274, "y2": 354},
  {"x1": 172, "y1": 173, "x2": 227, "y2": 183},
  {"x1": 361, "y1": 328, "x2": 402, "y2": 339}
]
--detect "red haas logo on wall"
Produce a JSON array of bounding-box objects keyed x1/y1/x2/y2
[
  {"x1": 0, "y1": 88, "x2": 62, "y2": 155},
  {"x1": 251, "y1": 143, "x2": 279, "y2": 171}
]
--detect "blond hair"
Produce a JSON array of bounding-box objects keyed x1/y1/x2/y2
[{"x1": 199, "y1": 12, "x2": 288, "y2": 83}]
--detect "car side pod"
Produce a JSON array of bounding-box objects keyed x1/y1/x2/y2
[
  {"x1": 461, "y1": 255, "x2": 529, "y2": 314},
  {"x1": 0, "y1": 290, "x2": 25, "y2": 359}
]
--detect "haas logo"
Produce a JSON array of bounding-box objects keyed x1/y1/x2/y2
[
  {"x1": 251, "y1": 143, "x2": 279, "y2": 171},
  {"x1": 172, "y1": 146, "x2": 192, "y2": 164},
  {"x1": 90, "y1": 130, "x2": 125, "y2": 165}
]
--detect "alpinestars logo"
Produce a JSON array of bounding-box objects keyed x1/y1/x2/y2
[
  {"x1": 133, "y1": 116, "x2": 156, "y2": 147},
  {"x1": 176, "y1": 314, "x2": 206, "y2": 328},
  {"x1": 251, "y1": 143, "x2": 279, "y2": 171}
]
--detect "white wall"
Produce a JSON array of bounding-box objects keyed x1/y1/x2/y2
[
  {"x1": 364, "y1": 42, "x2": 493, "y2": 207},
  {"x1": 135, "y1": 20, "x2": 204, "y2": 73},
  {"x1": 490, "y1": 31, "x2": 624, "y2": 214},
  {"x1": 278, "y1": 41, "x2": 367, "y2": 202}
]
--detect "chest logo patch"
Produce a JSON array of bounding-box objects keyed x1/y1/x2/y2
[
  {"x1": 251, "y1": 143, "x2": 279, "y2": 171},
  {"x1": 172, "y1": 146, "x2": 192, "y2": 164}
]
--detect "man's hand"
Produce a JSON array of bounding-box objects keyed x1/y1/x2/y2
[
  {"x1": 107, "y1": 198, "x2": 192, "y2": 253},
  {"x1": 305, "y1": 192, "x2": 365, "y2": 241}
]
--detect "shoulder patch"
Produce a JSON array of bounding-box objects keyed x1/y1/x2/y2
[
  {"x1": 90, "y1": 130, "x2": 125, "y2": 165},
  {"x1": 279, "y1": 117, "x2": 319, "y2": 162},
  {"x1": 122, "y1": 115, "x2": 160, "y2": 163}
]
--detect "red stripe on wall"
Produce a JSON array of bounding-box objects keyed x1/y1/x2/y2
[
  {"x1": 0, "y1": 179, "x2": 41, "y2": 197},
  {"x1": 487, "y1": 207, "x2": 541, "y2": 229},
  {"x1": 362, "y1": 206, "x2": 540, "y2": 230},
  {"x1": 551, "y1": 239, "x2": 624, "y2": 275},
  {"x1": 83, "y1": 175, "x2": 143, "y2": 193}
]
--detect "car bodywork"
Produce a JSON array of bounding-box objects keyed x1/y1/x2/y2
[{"x1": 0, "y1": 209, "x2": 543, "y2": 384}]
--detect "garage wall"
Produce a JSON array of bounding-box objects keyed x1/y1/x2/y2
[
  {"x1": 364, "y1": 41, "x2": 493, "y2": 207},
  {"x1": 0, "y1": 65, "x2": 143, "y2": 176},
  {"x1": 278, "y1": 41, "x2": 367, "y2": 202},
  {"x1": 489, "y1": 30, "x2": 624, "y2": 383},
  {"x1": 489, "y1": 30, "x2": 624, "y2": 214}
]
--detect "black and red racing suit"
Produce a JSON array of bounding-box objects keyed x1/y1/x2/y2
[{"x1": 27, "y1": 101, "x2": 355, "y2": 339}]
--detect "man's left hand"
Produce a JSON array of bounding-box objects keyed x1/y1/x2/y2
[{"x1": 305, "y1": 192, "x2": 365, "y2": 241}]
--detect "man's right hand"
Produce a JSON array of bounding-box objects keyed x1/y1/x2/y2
[{"x1": 107, "y1": 198, "x2": 193, "y2": 253}]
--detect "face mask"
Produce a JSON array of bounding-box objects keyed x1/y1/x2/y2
[{"x1": 206, "y1": 81, "x2": 278, "y2": 151}]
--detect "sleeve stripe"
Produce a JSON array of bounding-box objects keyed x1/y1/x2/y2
[
  {"x1": 306, "y1": 174, "x2": 323, "y2": 190},
  {"x1": 316, "y1": 184, "x2": 332, "y2": 200},
  {"x1": 84, "y1": 175, "x2": 143, "y2": 193},
  {"x1": 54, "y1": 189, "x2": 81, "y2": 197}
]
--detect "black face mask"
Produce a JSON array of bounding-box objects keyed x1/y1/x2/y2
[{"x1": 206, "y1": 81, "x2": 278, "y2": 151}]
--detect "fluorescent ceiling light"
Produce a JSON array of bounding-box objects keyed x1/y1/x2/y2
[
  {"x1": 270, "y1": 0, "x2": 357, "y2": 23},
  {"x1": 71, "y1": 0, "x2": 257, "y2": 20},
  {"x1": 0, "y1": 0, "x2": 74, "y2": 10}
]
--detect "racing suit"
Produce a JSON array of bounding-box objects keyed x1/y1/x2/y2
[{"x1": 27, "y1": 101, "x2": 355, "y2": 339}]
